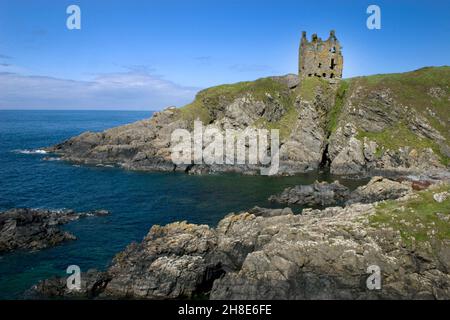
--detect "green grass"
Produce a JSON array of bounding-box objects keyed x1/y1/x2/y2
[
  {"x1": 178, "y1": 77, "x2": 297, "y2": 140},
  {"x1": 370, "y1": 184, "x2": 450, "y2": 248},
  {"x1": 296, "y1": 76, "x2": 329, "y2": 101},
  {"x1": 178, "y1": 98, "x2": 211, "y2": 124},
  {"x1": 178, "y1": 77, "x2": 293, "y2": 125},
  {"x1": 253, "y1": 102, "x2": 298, "y2": 141},
  {"x1": 349, "y1": 67, "x2": 450, "y2": 166},
  {"x1": 177, "y1": 66, "x2": 449, "y2": 153},
  {"x1": 350, "y1": 66, "x2": 450, "y2": 142},
  {"x1": 327, "y1": 80, "x2": 349, "y2": 133},
  {"x1": 356, "y1": 123, "x2": 449, "y2": 165}
]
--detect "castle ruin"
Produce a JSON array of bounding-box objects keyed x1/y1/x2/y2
[{"x1": 299, "y1": 30, "x2": 343, "y2": 83}]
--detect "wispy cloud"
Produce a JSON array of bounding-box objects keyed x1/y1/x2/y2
[
  {"x1": 0, "y1": 70, "x2": 199, "y2": 110},
  {"x1": 0, "y1": 54, "x2": 12, "y2": 59}
]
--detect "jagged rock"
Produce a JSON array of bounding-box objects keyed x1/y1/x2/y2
[
  {"x1": 210, "y1": 197, "x2": 450, "y2": 300},
  {"x1": 268, "y1": 181, "x2": 349, "y2": 206},
  {"x1": 328, "y1": 70, "x2": 449, "y2": 178},
  {"x1": 26, "y1": 270, "x2": 110, "y2": 299},
  {"x1": 346, "y1": 176, "x2": 413, "y2": 205},
  {"x1": 248, "y1": 206, "x2": 294, "y2": 217},
  {"x1": 100, "y1": 221, "x2": 220, "y2": 299},
  {"x1": 44, "y1": 68, "x2": 449, "y2": 178},
  {"x1": 28, "y1": 184, "x2": 450, "y2": 300},
  {"x1": 268, "y1": 177, "x2": 415, "y2": 208},
  {"x1": 0, "y1": 208, "x2": 110, "y2": 253},
  {"x1": 330, "y1": 135, "x2": 366, "y2": 176},
  {"x1": 279, "y1": 95, "x2": 329, "y2": 173}
]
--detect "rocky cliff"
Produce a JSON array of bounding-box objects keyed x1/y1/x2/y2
[
  {"x1": 28, "y1": 181, "x2": 450, "y2": 299},
  {"x1": 46, "y1": 67, "x2": 450, "y2": 177}
]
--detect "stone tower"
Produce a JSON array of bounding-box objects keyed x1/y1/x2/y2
[{"x1": 298, "y1": 30, "x2": 343, "y2": 83}]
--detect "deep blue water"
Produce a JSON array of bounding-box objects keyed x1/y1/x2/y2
[{"x1": 0, "y1": 110, "x2": 365, "y2": 299}]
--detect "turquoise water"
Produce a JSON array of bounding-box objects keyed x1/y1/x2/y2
[{"x1": 0, "y1": 110, "x2": 365, "y2": 299}]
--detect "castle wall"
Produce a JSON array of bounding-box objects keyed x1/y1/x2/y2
[{"x1": 299, "y1": 31, "x2": 343, "y2": 82}]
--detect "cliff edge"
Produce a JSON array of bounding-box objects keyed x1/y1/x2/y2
[{"x1": 46, "y1": 66, "x2": 450, "y2": 177}]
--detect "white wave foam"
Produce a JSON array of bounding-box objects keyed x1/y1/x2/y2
[
  {"x1": 96, "y1": 164, "x2": 114, "y2": 168},
  {"x1": 14, "y1": 149, "x2": 48, "y2": 155}
]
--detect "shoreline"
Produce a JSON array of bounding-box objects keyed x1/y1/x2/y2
[{"x1": 25, "y1": 178, "x2": 450, "y2": 300}]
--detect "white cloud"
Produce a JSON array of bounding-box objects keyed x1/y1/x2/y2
[{"x1": 0, "y1": 70, "x2": 199, "y2": 110}]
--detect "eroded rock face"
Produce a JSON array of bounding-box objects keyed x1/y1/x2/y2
[
  {"x1": 279, "y1": 94, "x2": 329, "y2": 173},
  {"x1": 346, "y1": 176, "x2": 413, "y2": 205},
  {"x1": 209, "y1": 204, "x2": 450, "y2": 300},
  {"x1": 269, "y1": 177, "x2": 413, "y2": 207},
  {"x1": 28, "y1": 184, "x2": 450, "y2": 300},
  {"x1": 26, "y1": 270, "x2": 110, "y2": 299},
  {"x1": 0, "y1": 208, "x2": 109, "y2": 253},
  {"x1": 103, "y1": 221, "x2": 219, "y2": 299},
  {"x1": 44, "y1": 69, "x2": 449, "y2": 178},
  {"x1": 47, "y1": 108, "x2": 187, "y2": 172},
  {"x1": 328, "y1": 79, "x2": 448, "y2": 178},
  {"x1": 268, "y1": 181, "x2": 350, "y2": 206}
]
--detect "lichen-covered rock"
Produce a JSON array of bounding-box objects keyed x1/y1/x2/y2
[
  {"x1": 102, "y1": 221, "x2": 219, "y2": 299},
  {"x1": 26, "y1": 270, "x2": 110, "y2": 299},
  {"x1": 210, "y1": 195, "x2": 450, "y2": 300},
  {"x1": 269, "y1": 177, "x2": 414, "y2": 207},
  {"x1": 28, "y1": 184, "x2": 450, "y2": 300},
  {"x1": 328, "y1": 68, "x2": 449, "y2": 177},
  {"x1": 433, "y1": 192, "x2": 449, "y2": 203},
  {"x1": 346, "y1": 176, "x2": 413, "y2": 205},
  {"x1": 268, "y1": 180, "x2": 349, "y2": 206}
]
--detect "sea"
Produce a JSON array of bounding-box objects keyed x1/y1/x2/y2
[{"x1": 0, "y1": 110, "x2": 366, "y2": 299}]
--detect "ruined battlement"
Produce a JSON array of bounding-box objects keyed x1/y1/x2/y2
[{"x1": 299, "y1": 30, "x2": 343, "y2": 83}]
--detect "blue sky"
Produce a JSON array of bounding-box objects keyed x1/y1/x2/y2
[{"x1": 0, "y1": 0, "x2": 449, "y2": 110}]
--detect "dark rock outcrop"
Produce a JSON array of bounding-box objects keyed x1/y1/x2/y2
[
  {"x1": 25, "y1": 270, "x2": 111, "y2": 299},
  {"x1": 28, "y1": 183, "x2": 450, "y2": 299},
  {"x1": 269, "y1": 177, "x2": 414, "y2": 207},
  {"x1": 0, "y1": 208, "x2": 110, "y2": 253},
  {"x1": 346, "y1": 176, "x2": 413, "y2": 205},
  {"x1": 268, "y1": 181, "x2": 350, "y2": 206}
]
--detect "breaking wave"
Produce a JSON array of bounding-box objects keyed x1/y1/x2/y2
[{"x1": 14, "y1": 149, "x2": 48, "y2": 155}]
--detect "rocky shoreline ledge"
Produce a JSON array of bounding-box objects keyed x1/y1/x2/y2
[
  {"x1": 269, "y1": 176, "x2": 415, "y2": 206},
  {"x1": 0, "y1": 208, "x2": 109, "y2": 253},
  {"x1": 27, "y1": 178, "x2": 450, "y2": 300}
]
